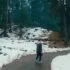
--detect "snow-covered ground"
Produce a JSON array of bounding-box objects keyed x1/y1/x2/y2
[
  {"x1": 7, "y1": 27, "x2": 49, "y2": 40},
  {"x1": 0, "y1": 38, "x2": 70, "y2": 68},
  {"x1": 51, "y1": 53, "x2": 70, "y2": 70},
  {"x1": 23, "y1": 27, "x2": 49, "y2": 39},
  {"x1": 0, "y1": 27, "x2": 70, "y2": 69}
]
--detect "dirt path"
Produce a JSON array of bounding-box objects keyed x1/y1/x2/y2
[{"x1": 1, "y1": 50, "x2": 70, "y2": 70}]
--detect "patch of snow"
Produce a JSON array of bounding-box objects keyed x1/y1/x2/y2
[
  {"x1": 0, "y1": 38, "x2": 70, "y2": 68},
  {"x1": 23, "y1": 27, "x2": 49, "y2": 39},
  {"x1": 7, "y1": 33, "x2": 19, "y2": 40},
  {"x1": 51, "y1": 53, "x2": 70, "y2": 70},
  {"x1": 0, "y1": 29, "x2": 3, "y2": 34},
  {"x1": 0, "y1": 27, "x2": 70, "y2": 69}
]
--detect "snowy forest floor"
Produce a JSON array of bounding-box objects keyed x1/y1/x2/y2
[
  {"x1": 0, "y1": 37, "x2": 70, "y2": 70},
  {"x1": 1, "y1": 50, "x2": 70, "y2": 70},
  {"x1": 0, "y1": 27, "x2": 70, "y2": 70}
]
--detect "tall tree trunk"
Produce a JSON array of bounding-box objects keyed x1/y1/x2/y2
[
  {"x1": 3, "y1": 0, "x2": 9, "y2": 37},
  {"x1": 63, "y1": 0, "x2": 68, "y2": 46},
  {"x1": 59, "y1": 0, "x2": 68, "y2": 46}
]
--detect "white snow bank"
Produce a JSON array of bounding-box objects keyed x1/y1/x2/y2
[
  {"x1": 51, "y1": 53, "x2": 70, "y2": 70},
  {"x1": 23, "y1": 27, "x2": 49, "y2": 39},
  {"x1": 0, "y1": 38, "x2": 70, "y2": 68}
]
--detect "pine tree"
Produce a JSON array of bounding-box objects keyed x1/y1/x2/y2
[
  {"x1": 0, "y1": 0, "x2": 8, "y2": 37},
  {"x1": 31, "y1": 0, "x2": 59, "y2": 31}
]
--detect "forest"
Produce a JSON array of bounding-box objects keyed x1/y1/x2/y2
[{"x1": 0, "y1": 0, "x2": 70, "y2": 42}]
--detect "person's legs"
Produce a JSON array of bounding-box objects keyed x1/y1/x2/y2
[
  {"x1": 36, "y1": 53, "x2": 39, "y2": 60},
  {"x1": 36, "y1": 53, "x2": 40, "y2": 63},
  {"x1": 39, "y1": 54, "x2": 42, "y2": 61}
]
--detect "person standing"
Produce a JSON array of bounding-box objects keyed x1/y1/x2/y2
[{"x1": 36, "y1": 39, "x2": 42, "y2": 63}]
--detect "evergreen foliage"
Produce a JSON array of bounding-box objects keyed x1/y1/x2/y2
[{"x1": 0, "y1": 0, "x2": 70, "y2": 40}]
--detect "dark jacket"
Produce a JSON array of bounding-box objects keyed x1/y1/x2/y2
[{"x1": 36, "y1": 43, "x2": 42, "y2": 54}]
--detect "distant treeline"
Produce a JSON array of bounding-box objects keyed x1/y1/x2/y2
[{"x1": 0, "y1": 0, "x2": 70, "y2": 40}]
